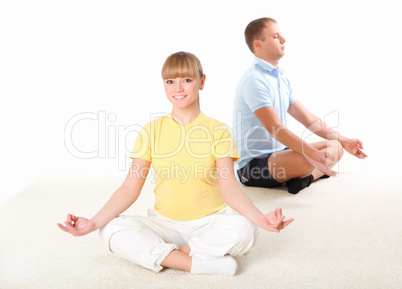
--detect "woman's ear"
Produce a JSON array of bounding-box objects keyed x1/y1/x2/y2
[{"x1": 199, "y1": 74, "x2": 206, "y2": 90}]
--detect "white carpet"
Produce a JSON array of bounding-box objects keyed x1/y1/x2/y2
[{"x1": 1, "y1": 169, "x2": 401, "y2": 289}]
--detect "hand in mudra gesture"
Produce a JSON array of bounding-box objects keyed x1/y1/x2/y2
[
  {"x1": 57, "y1": 213, "x2": 97, "y2": 237},
  {"x1": 257, "y1": 208, "x2": 294, "y2": 233}
]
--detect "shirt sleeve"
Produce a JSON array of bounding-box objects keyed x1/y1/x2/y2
[
  {"x1": 241, "y1": 75, "x2": 274, "y2": 112},
  {"x1": 212, "y1": 124, "x2": 240, "y2": 161},
  {"x1": 130, "y1": 123, "x2": 152, "y2": 162}
]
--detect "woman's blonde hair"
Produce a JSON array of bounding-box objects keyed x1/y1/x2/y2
[{"x1": 161, "y1": 51, "x2": 203, "y2": 80}]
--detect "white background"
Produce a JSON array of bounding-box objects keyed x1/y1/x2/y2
[{"x1": 1, "y1": 0, "x2": 401, "y2": 202}]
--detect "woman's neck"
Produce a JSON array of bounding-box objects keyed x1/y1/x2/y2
[{"x1": 171, "y1": 106, "x2": 201, "y2": 125}]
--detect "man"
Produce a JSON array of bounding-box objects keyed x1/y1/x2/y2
[{"x1": 232, "y1": 17, "x2": 367, "y2": 194}]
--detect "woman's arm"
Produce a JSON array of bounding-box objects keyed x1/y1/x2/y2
[
  {"x1": 216, "y1": 157, "x2": 293, "y2": 233},
  {"x1": 57, "y1": 158, "x2": 151, "y2": 236}
]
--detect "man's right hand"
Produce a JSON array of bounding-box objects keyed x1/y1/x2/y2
[{"x1": 304, "y1": 148, "x2": 337, "y2": 177}]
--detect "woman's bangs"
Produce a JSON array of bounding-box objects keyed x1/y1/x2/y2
[{"x1": 162, "y1": 55, "x2": 200, "y2": 80}]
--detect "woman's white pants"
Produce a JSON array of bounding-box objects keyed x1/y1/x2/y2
[{"x1": 99, "y1": 207, "x2": 258, "y2": 272}]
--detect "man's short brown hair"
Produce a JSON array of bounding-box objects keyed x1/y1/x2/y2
[{"x1": 244, "y1": 17, "x2": 277, "y2": 53}]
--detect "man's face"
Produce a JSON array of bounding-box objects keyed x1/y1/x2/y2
[{"x1": 257, "y1": 21, "x2": 286, "y2": 62}]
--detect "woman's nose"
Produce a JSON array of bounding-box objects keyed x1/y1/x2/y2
[{"x1": 174, "y1": 81, "x2": 183, "y2": 92}]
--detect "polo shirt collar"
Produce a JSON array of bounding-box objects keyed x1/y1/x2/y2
[{"x1": 253, "y1": 56, "x2": 284, "y2": 75}]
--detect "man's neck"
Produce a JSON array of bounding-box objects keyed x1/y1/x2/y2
[{"x1": 255, "y1": 54, "x2": 279, "y2": 68}]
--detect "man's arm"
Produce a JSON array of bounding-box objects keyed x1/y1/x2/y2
[
  {"x1": 288, "y1": 101, "x2": 367, "y2": 159},
  {"x1": 287, "y1": 100, "x2": 343, "y2": 141},
  {"x1": 254, "y1": 105, "x2": 336, "y2": 175}
]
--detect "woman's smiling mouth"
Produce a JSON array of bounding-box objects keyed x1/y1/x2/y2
[{"x1": 173, "y1": 95, "x2": 187, "y2": 100}]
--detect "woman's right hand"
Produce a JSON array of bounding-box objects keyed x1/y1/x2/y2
[{"x1": 57, "y1": 213, "x2": 97, "y2": 237}]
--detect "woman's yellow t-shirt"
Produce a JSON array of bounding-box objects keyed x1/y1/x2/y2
[{"x1": 130, "y1": 112, "x2": 239, "y2": 220}]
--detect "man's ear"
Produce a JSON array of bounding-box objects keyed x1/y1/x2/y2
[{"x1": 253, "y1": 39, "x2": 261, "y2": 50}]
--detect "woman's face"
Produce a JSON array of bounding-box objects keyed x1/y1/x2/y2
[{"x1": 163, "y1": 75, "x2": 205, "y2": 110}]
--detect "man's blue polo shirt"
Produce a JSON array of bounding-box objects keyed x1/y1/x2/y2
[{"x1": 232, "y1": 56, "x2": 297, "y2": 170}]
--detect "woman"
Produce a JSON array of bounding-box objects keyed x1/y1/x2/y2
[{"x1": 57, "y1": 51, "x2": 293, "y2": 275}]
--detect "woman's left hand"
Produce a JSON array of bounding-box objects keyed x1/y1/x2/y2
[{"x1": 257, "y1": 208, "x2": 294, "y2": 233}]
